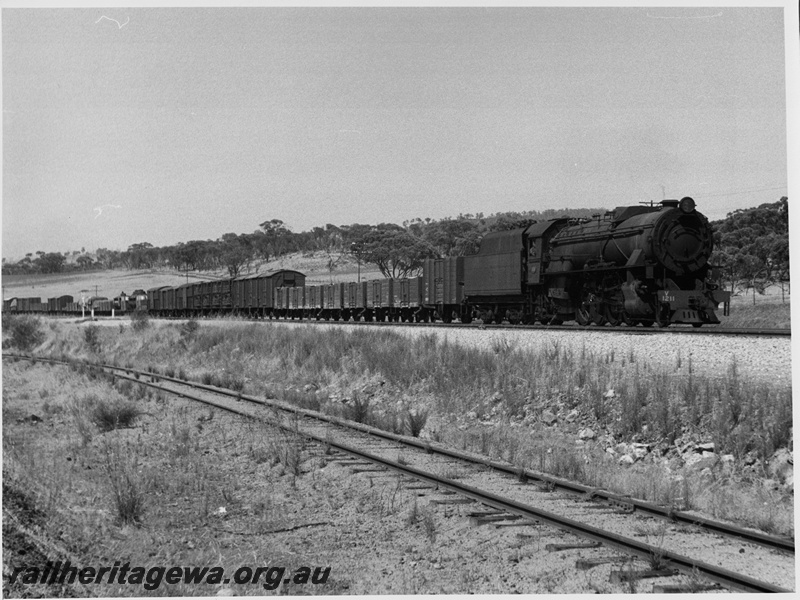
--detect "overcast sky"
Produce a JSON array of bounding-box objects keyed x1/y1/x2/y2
[{"x1": 2, "y1": 4, "x2": 796, "y2": 259}]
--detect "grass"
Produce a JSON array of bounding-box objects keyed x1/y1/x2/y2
[
  {"x1": 102, "y1": 438, "x2": 150, "y2": 525},
  {"x1": 90, "y1": 322, "x2": 792, "y2": 461},
  {"x1": 715, "y1": 287, "x2": 791, "y2": 329},
  {"x1": 11, "y1": 317, "x2": 794, "y2": 537}
]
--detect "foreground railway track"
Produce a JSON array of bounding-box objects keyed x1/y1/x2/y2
[{"x1": 4, "y1": 353, "x2": 794, "y2": 592}]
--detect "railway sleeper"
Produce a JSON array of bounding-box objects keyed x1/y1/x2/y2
[
  {"x1": 651, "y1": 583, "x2": 723, "y2": 593},
  {"x1": 575, "y1": 557, "x2": 631, "y2": 570},
  {"x1": 469, "y1": 514, "x2": 522, "y2": 526},
  {"x1": 609, "y1": 568, "x2": 679, "y2": 584},
  {"x1": 545, "y1": 542, "x2": 602, "y2": 552}
]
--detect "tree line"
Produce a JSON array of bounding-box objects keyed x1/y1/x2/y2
[{"x1": 1, "y1": 208, "x2": 599, "y2": 280}]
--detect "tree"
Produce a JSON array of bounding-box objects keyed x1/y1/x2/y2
[
  {"x1": 711, "y1": 197, "x2": 789, "y2": 302},
  {"x1": 125, "y1": 242, "x2": 155, "y2": 269},
  {"x1": 218, "y1": 233, "x2": 253, "y2": 278},
  {"x1": 76, "y1": 255, "x2": 95, "y2": 271},
  {"x1": 258, "y1": 219, "x2": 292, "y2": 259},
  {"x1": 37, "y1": 252, "x2": 66, "y2": 274},
  {"x1": 347, "y1": 223, "x2": 434, "y2": 279}
]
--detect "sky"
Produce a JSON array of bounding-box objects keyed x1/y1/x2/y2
[{"x1": 2, "y1": 3, "x2": 796, "y2": 260}]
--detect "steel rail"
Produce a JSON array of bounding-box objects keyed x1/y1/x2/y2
[
  {"x1": 6, "y1": 353, "x2": 788, "y2": 593},
  {"x1": 5, "y1": 352, "x2": 794, "y2": 556},
  {"x1": 285, "y1": 320, "x2": 791, "y2": 337},
  {"x1": 37, "y1": 313, "x2": 791, "y2": 337}
]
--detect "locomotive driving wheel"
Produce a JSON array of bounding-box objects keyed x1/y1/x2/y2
[
  {"x1": 577, "y1": 292, "x2": 606, "y2": 326},
  {"x1": 601, "y1": 275, "x2": 627, "y2": 326},
  {"x1": 575, "y1": 304, "x2": 591, "y2": 326}
]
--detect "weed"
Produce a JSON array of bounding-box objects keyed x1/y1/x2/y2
[
  {"x1": 83, "y1": 325, "x2": 101, "y2": 353},
  {"x1": 68, "y1": 397, "x2": 96, "y2": 446},
  {"x1": 102, "y1": 439, "x2": 149, "y2": 525},
  {"x1": 180, "y1": 318, "x2": 200, "y2": 339},
  {"x1": 406, "y1": 498, "x2": 419, "y2": 526},
  {"x1": 171, "y1": 420, "x2": 193, "y2": 457},
  {"x1": 405, "y1": 407, "x2": 429, "y2": 437},
  {"x1": 88, "y1": 396, "x2": 142, "y2": 432},
  {"x1": 422, "y1": 507, "x2": 437, "y2": 542},
  {"x1": 348, "y1": 392, "x2": 372, "y2": 424},
  {"x1": 130, "y1": 309, "x2": 150, "y2": 332}
]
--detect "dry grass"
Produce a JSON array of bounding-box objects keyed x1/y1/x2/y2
[
  {"x1": 11, "y1": 317, "x2": 795, "y2": 538},
  {"x1": 1, "y1": 358, "x2": 363, "y2": 596}
]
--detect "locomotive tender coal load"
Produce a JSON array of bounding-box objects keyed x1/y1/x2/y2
[{"x1": 464, "y1": 197, "x2": 729, "y2": 326}]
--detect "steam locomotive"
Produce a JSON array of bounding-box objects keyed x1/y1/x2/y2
[
  {"x1": 3, "y1": 198, "x2": 729, "y2": 327},
  {"x1": 462, "y1": 197, "x2": 729, "y2": 326}
]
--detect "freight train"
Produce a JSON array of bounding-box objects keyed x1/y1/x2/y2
[{"x1": 2, "y1": 198, "x2": 730, "y2": 327}]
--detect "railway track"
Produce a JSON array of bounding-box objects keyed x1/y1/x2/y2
[
  {"x1": 65, "y1": 312, "x2": 791, "y2": 338},
  {"x1": 233, "y1": 318, "x2": 791, "y2": 338},
  {"x1": 4, "y1": 353, "x2": 794, "y2": 593}
]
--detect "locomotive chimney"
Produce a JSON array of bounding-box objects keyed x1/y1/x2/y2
[{"x1": 660, "y1": 199, "x2": 679, "y2": 208}]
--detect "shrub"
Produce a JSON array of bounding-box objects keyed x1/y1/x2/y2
[
  {"x1": 347, "y1": 392, "x2": 372, "y2": 424},
  {"x1": 130, "y1": 309, "x2": 150, "y2": 332},
  {"x1": 405, "y1": 407, "x2": 429, "y2": 437},
  {"x1": 180, "y1": 319, "x2": 200, "y2": 339},
  {"x1": 90, "y1": 397, "x2": 143, "y2": 432},
  {"x1": 83, "y1": 325, "x2": 101, "y2": 353},
  {"x1": 5, "y1": 315, "x2": 46, "y2": 351}
]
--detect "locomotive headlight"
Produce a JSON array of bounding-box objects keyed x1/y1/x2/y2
[{"x1": 679, "y1": 197, "x2": 696, "y2": 213}]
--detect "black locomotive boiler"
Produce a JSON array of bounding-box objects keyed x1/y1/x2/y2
[{"x1": 463, "y1": 197, "x2": 729, "y2": 326}]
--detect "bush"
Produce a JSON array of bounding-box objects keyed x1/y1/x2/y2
[
  {"x1": 5, "y1": 315, "x2": 46, "y2": 351},
  {"x1": 130, "y1": 309, "x2": 150, "y2": 332},
  {"x1": 90, "y1": 397, "x2": 142, "y2": 432},
  {"x1": 180, "y1": 319, "x2": 200, "y2": 339},
  {"x1": 83, "y1": 325, "x2": 101, "y2": 353},
  {"x1": 405, "y1": 407, "x2": 429, "y2": 437}
]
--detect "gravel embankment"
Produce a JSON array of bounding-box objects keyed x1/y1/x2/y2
[
  {"x1": 269, "y1": 322, "x2": 791, "y2": 388},
  {"x1": 403, "y1": 327, "x2": 792, "y2": 388},
  {"x1": 87, "y1": 317, "x2": 793, "y2": 389}
]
